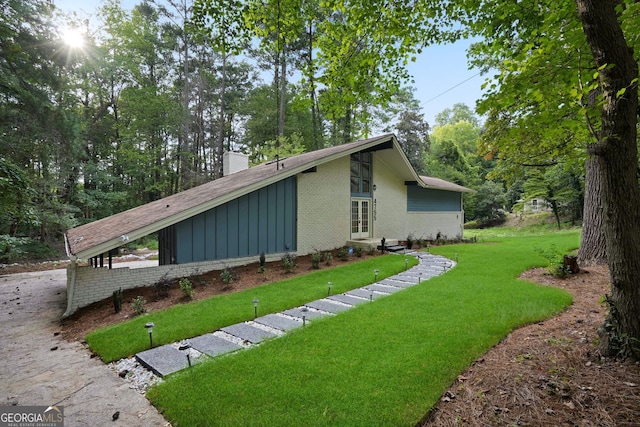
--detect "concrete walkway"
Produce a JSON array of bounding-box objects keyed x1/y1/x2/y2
[
  {"x1": 0, "y1": 261, "x2": 167, "y2": 427},
  {"x1": 134, "y1": 252, "x2": 455, "y2": 378}
]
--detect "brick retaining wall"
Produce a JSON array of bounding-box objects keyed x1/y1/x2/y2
[{"x1": 63, "y1": 253, "x2": 288, "y2": 317}]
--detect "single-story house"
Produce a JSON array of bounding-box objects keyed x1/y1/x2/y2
[{"x1": 62, "y1": 134, "x2": 472, "y2": 317}]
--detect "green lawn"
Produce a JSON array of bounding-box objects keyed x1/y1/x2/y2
[
  {"x1": 86, "y1": 254, "x2": 418, "y2": 362},
  {"x1": 147, "y1": 231, "x2": 579, "y2": 426}
]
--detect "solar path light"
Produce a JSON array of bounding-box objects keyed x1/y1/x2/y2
[
  {"x1": 327, "y1": 282, "x2": 333, "y2": 296},
  {"x1": 145, "y1": 322, "x2": 155, "y2": 349},
  {"x1": 252, "y1": 299, "x2": 259, "y2": 319},
  {"x1": 301, "y1": 307, "x2": 309, "y2": 327}
]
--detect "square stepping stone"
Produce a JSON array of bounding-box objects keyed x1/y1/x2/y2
[
  {"x1": 282, "y1": 307, "x2": 328, "y2": 320},
  {"x1": 305, "y1": 299, "x2": 351, "y2": 314},
  {"x1": 346, "y1": 288, "x2": 385, "y2": 300},
  {"x1": 255, "y1": 314, "x2": 302, "y2": 332},
  {"x1": 136, "y1": 345, "x2": 190, "y2": 377},
  {"x1": 380, "y1": 278, "x2": 417, "y2": 288},
  {"x1": 221, "y1": 323, "x2": 276, "y2": 344},
  {"x1": 189, "y1": 334, "x2": 242, "y2": 357},
  {"x1": 365, "y1": 283, "x2": 402, "y2": 294},
  {"x1": 327, "y1": 293, "x2": 368, "y2": 306}
]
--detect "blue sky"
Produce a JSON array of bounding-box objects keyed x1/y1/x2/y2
[{"x1": 55, "y1": 0, "x2": 484, "y2": 126}]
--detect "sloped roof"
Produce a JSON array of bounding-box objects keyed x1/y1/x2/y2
[
  {"x1": 65, "y1": 134, "x2": 470, "y2": 260},
  {"x1": 419, "y1": 176, "x2": 475, "y2": 193}
]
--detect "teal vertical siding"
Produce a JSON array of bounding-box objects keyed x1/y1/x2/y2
[
  {"x1": 175, "y1": 176, "x2": 297, "y2": 263},
  {"x1": 407, "y1": 186, "x2": 461, "y2": 212}
]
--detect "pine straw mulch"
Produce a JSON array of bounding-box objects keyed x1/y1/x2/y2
[{"x1": 419, "y1": 265, "x2": 640, "y2": 427}]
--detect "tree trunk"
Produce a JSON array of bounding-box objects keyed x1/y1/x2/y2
[
  {"x1": 278, "y1": 46, "x2": 287, "y2": 138},
  {"x1": 577, "y1": 156, "x2": 607, "y2": 265},
  {"x1": 216, "y1": 53, "x2": 227, "y2": 179},
  {"x1": 575, "y1": 0, "x2": 640, "y2": 359}
]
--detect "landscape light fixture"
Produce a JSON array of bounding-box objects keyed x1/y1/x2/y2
[
  {"x1": 374, "y1": 269, "x2": 379, "y2": 281},
  {"x1": 144, "y1": 322, "x2": 155, "y2": 349},
  {"x1": 455, "y1": 253, "x2": 459, "y2": 263},
  {"x1": 426, "y1": 244, "x2": 430, "y2": 253},
  {"x1": 301, "y1": 307, "x2": 309, "y2": 327},
  {"x1": 418, "y1": 272, "x2": 423, "y2": 284},
  {"x1": 405, "y1": 258, "x2": 408, "y2": 270},
  {"x1": 252, "y1": 299, "x2": 259, "y2": 319},
  {"x1": 327, "y1": 282, "x2": 333, "y2": 296},
  {"x1": 369, "y1": 289, "x2": 374, "y2": 302}
]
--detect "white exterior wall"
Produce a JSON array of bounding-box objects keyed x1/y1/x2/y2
[
  {"x1": 405, "y1": 211, "x2": 464, "y2": 241},
  {"x1": 296, "y1": 156, "x2": 351, "y2": 255},
  {"x1": 372, "y1": 152, "x2": 464, "y2": 241},
  {"x1": 371, "y1": 152, "x2": 408, "y2": 239}
]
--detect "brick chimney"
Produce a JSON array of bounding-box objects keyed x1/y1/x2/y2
[{"x1": 223, "y1": 152, "x2": 249, "y2": 176}]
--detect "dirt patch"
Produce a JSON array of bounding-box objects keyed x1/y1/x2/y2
[
  {"x1": 60, "y1": 251, "x2": 379, "y2": 342},
  {"x1": 420, "y1": 265, "x2": 640, "y2": 426}
]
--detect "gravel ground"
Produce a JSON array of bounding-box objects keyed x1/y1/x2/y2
[{"x1": 0, "y1": 264, "x2": 169, "y2": 427}]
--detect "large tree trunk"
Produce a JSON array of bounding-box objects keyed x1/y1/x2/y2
[
  {"x1": 575, "y1": 0, "x2": 640, "y2": 359},
  {"x1": 577, "y1": 156, "x2": 607, "y2": 265}
]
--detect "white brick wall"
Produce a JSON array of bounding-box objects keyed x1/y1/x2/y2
[
  {"x1": 297, "y1": 157, "x2": 351, "y2": 255},
  {"x1": 63, "y1": 253, "x2": 287, "y2": 317},
  {"x1": 372, "y1": 152, "x2": 408, "y2": 239},
  {"x1": 405, "y1": 212, "x2": 464, "y2": 241},
  {"x1": 372, "y1": 152, "x2": 464, "y2": 241}
]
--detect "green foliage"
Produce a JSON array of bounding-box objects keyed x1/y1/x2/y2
[
  {"x1": 322, "y1": 251, "x2": 333, "y2": 266},
  {"x1": 468, "y1": 181, "x2": 508, "y2": 225},
  {"x1": 112, "y1": 289, "x2": 123, "y2": 313},
  {"x1": 179, "y1": 278, "x2": 195, "y2": 299},
  {"x1": 131, "y1": 296, "x2": 147, "y2": 316},
  {"x1": 336, "y1": 246, "x2": 349, "y2": 261},
  {"x1": 535, "y1": 245, "x2": 571, "y2": 279},
  {"x1": 281, "y1": 252, "x2": 297, "y2": 273},
  {"x1": 311, "y1": 251, "x2": 323, "y2": 269},
  {"x1": 220, "y1": 268, "x2": 238, "y2": 285}
]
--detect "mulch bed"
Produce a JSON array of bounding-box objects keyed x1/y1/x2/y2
[{"x1": 419, "y1": 265, "x2": 640, "y2": 426}]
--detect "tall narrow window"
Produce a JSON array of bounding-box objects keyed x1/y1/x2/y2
[{"x1": 350, "y1": 152, "x2": 373, "y2": 196}]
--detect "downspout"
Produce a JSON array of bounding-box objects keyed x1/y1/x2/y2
[{"x1": 63, "y1": 233, "x2": 77, "y2": 318}]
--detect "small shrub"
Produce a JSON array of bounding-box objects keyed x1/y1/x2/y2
[
  {"x1": 354, "y1": 246, "x2": 363, "y2": 258},
  {"x1": 406, "y1": 233, "x2": 414, "y2": 249},
  {"x1": 153, "y1": 274, "x2": 172, "y2": 300},
  {"x1": 259, "y1": 252, "x2": 266, "y2": 269},
  {"x1": 112, "y1": 288, "x2": 123, "y2": 313},
  {"x1": 179, "y1": 278, "x2": 195, "y2": 299},
  {"x1": 322, "y1": 251, "x2": 333, "y2": 266},
  {"x1": 536, "y1": 245, "x2": 571, "y2": 278},
  {"x1": 131, "y1": 296, "x2": 147, "y2": 316},
  {"x1": 367, "y1": 246, "x2": 376, "y2": 256},
  {"x1": 281, "y1": 252, "x2": 297, "y2": 273},
  {"x1": 311, "y1": 251, "x2": 322, "y2": 269},
  {"x1": 220, "y1": 267, "x2": 238, "y2": 284},
  {"x1": 336, "y1": 247, "x2": 349, "y2": 261}
]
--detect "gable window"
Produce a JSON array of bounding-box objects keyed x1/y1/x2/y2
[{"x1": 350, "y1": 152, "x2": 372, "y2": 196}]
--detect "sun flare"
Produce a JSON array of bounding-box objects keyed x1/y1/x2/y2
[{"x1": 62, "y1": 27, "x2": 85, "y2": 49}]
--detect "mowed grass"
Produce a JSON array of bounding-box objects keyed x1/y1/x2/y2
[
  {"x1": 86, "y1": 255, "x2": 418, "y2": 362},
  {"x1": 147, "y1": 232, "x2": 579, "y2": 426}
]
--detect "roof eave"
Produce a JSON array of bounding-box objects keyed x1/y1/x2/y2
[{"x1": 71, "y1": 134, "x2": 397, "y2": 260}]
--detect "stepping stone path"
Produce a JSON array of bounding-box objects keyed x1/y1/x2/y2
[{"x1": 128, "y1": 252, "x2": 455, "y2": 384}]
